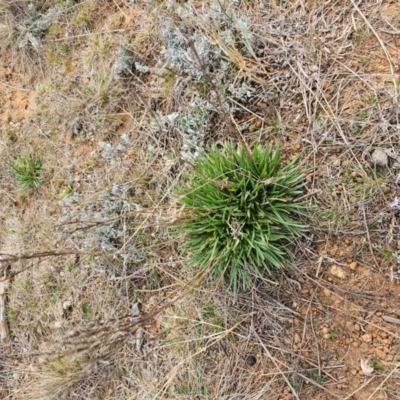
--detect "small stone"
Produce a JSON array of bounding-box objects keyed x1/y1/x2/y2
[
  {"x1": 246, "y1": 355, "x2": 256, "y2": 366},
  {"x1": 354, "y1": 323, "x2": 361, "y2": 331},
  {"x1": 375, "y1": 349, "x2": 386, "y2": 359},
  {"x1": 62, "y1": 300, "x2": 72, "y2": 310},
  {"x1": 248, "y1": 123, "x2": 258, "y2": 133},
  {"x1": 351, "y1": 369, "x2": 358, "y2": 375},
  {"x1": 360, "y1": 359, "x2": 374, "y2": 375},
  {"x1": 361, "y1": 333, "x2": 372, "y2": 343},
  {"x1": 371, "y1": 148, "x2": 388, "y2": 167},
  {"x1": 349, "y1": 261, "x2": 358, "y2": 270},
  {"x1": 329, "y1": 264, "x2": 347, "y2": 279},
  {"x1": 322, "y1": 327, "x2": 330, "y2": 334},
  {"x1": 346, "y1": 321, "x2": 353, "y2": 329},
  {"x1": 294, "y1": 318, "x2": 300, "y2": 325},
  {"x1": 323, "y1": 288, "x2": 331, "y2": 297},
  {"x1": 294, "y1": 333, "x2": 301, "y2": 344},
  {"x1": 352, "y1": 341, "x2": 359, "y2": 347},
  {"x1": 132, "y1": 302, "x2": 140, "y2": 316},
  {"x1": 351, "y1": 171, "x2": 358, "y2": 177},
  {"x1": 323, "y1": 333, "x2": 331, "y2": 339},
  {"x1": 385, "y1": 354, "x2": 394, "y2": 362},
  {"x1": 53, "y1": 321, "x2": 62, "y2": 329},
  {"x1": 350, "y1": 197, "x2": 358, "y2": 204}
]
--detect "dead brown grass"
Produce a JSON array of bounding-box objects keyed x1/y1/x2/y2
[{"x1": 1, "y1": 0, "x2": 400, "y2": 399}]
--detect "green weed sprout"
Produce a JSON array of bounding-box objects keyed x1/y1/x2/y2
[
  {"x1": 10, "y1": 156, "x2": 43, "y2": 193},
  {"x1": 178, "y1": 143, "x2": 307, "y2": 291}
]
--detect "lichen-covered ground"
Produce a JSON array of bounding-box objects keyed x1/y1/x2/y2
[{"x1": 1, "y1": 1, "x2": 400, "y2": 399}]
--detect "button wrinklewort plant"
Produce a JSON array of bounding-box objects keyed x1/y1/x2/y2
[{"x1": 178, "y1": 143, "x2": 307, "y2": 291}]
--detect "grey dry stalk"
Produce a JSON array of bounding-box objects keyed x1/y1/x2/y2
[{"x1": 0, "y1": 256, "x2": 10, "y2": 342}]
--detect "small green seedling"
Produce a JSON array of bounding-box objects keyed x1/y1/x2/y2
[
  {"x1": 326, "y1": 331, "x2": 338, "y2": 339},
  {"x1": 10, "y1": 156, "x2": 43, "y2": 193},
  {"x1": 371, "y1": 358, "x2": 385, "y2": 373},
  {"x1": 307, "y1": 371, "x2": 324, "y2": 385}
]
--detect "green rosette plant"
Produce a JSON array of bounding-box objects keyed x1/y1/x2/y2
[
  {"x1": 10, "y1": 156, "x2": 43, "y2": 193},
  {"x1": 178, "y1": 143, "x2": 307, "y2": 291}
]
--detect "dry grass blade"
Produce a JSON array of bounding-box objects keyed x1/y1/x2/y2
[
  {"x1": 0, "y1": 257, "x2": 10, "y2": 342},
  {"x1": 1, "y1": 0, "x2": 400, "y2": 398},
  {"x1": 350, "y1": 0, "x2": 397, "y2": 93},
  {"x1": 151, "y1": 317, "x2": 248, "y2": 400}
]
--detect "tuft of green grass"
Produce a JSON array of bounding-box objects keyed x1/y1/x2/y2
[
  {"x1": 177, "y1": 143, "x2": 307, "y2": 291},
  {"x1": 371, "y1": 358, "x2": 385, "y2": 373},
  {"x1": 352, "y1": 28, "x2": 371, "y2": 41},
  {"x1": 326, "y1": 331, "x2": 338, "y2": 339},
  {"x1": 10, "y1": 156, "x2": 43, "y2": 193},
  {"x1": 307, "y1": 371, "x2": 324, "y2": 385}
]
